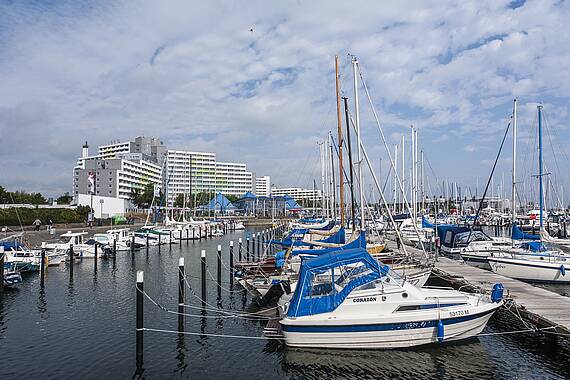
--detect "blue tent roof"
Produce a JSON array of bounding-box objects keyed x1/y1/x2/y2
[
  {"x1": 199, "y1": 192, "x2": 237, "y2": 211},
  {"x1": 239, "y1": 191, "x2": 258, "y2": 200},
  {"x1": 286, "y1": 247, "x2": 387, "y2": 317}
]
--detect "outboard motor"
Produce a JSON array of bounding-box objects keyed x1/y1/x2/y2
[
  {"x1": 257, "y1": 280, "x2": 291, "y2": 307},
  {"x1": 491, "y1": 283, "x2": 504, "y2": 303}
]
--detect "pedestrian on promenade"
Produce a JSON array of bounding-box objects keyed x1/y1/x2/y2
[
  {"x1": 33, "y1": 218, "x2": 42, "y2": 231},
  {"x1": 47, "y1": 218, "x2": 53, "y2": 232}
]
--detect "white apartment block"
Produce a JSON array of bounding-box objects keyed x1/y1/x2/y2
[
  {"x1": 165, "y1": 150, "x2": 253, "y2": 205},
  {"x1": 271, "y1": 187, "x2": 322, "y2": 201},
  {"x1": 255, "y1": 176, "x2": 271, "y2": 196}
]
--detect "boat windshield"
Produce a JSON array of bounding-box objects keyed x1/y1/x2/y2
[
  {"x1": 454, "y1": 231, "x2": 491, "y2": 246},
  {"x1": 57, "y1": 237, "x2": 71, "y2": 244}
]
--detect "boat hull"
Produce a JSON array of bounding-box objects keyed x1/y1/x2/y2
[
  {"x1": 281, "y1": 307, "x2": 497, "y2": 349},
  {"x1": 488, "y1": 257, "x2": 570, "y2": 283}
]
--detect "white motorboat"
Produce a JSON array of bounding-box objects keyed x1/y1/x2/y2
[
  {"x1": 278, "y1": 247, "x2": 503, "y2": 349},
  {"x1": 44, "y1": 231, "x2": 89, "y2": 253},
  {"x1": 93, "y1": 232, "x2": 130, "y2": 251}
]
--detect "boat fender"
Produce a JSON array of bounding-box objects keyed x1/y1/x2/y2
[
  {"x1": 437, "y1": 320, "x2": 444, "y2": 343},
  {"x1": 491, "y1": 283, "x2": 504, "y2": 303},
  {"x1": 560, "y1": 265, "x2": 566, "y2": 276}
]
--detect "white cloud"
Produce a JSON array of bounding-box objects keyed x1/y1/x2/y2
[{"x1": 1, "y1": 0, "x2": 570, "y2": 196}]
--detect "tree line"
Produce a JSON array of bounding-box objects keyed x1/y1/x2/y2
[{"x1": 0, "y1": 185, "x2": 75, "y2": 205}]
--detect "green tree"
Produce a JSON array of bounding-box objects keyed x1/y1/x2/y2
[
  {"x1": 56, "y1": 192, "x2": 73, "y2": 204},
  {"x1": 130, "y1": 183, "x2": 164, "y2": 208},
  {"x1": 174, "y1": 193, "x2": 185, "y2": 208}
]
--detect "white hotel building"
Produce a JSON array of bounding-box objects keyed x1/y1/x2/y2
[
  {"x1": 271, "y1": 187, "x2": 322, "y2": 201},
  {"x1": 255, "y1": 176, "x2": 271, "y2": 196},
  {"x1": 165, "y1": 150, "x2": 253, "y2": 205}
]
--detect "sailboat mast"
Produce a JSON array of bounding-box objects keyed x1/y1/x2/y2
[
  {"x1": 352, "y1": 57, "x2": 364, "y2": 229},
  {"x1": 335, "y1": 55, "x2": 345, "y2": 225},
  {"x1": 538, "y1": 104, "x2": 544, "y2": 228},
  {"x1": 394, "y1": 145, "x2": 398, "y2": 213},
  {"x1": 343, "y1": 97, "x2": 357, "y2": 228},
  {"x1": 512, "y1": 99, "x2": 517, "y2": 226},
  {"x1": 320, "y1": 141, "x2": 326, "y2": 217}
]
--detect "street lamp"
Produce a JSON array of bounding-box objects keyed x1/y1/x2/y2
[{"x1": 99, "y1": 199, "x2": 105, "y2": 219}]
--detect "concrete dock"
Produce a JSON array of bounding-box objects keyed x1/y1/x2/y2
[{"x1": 392, "y1": 242, "x2": 570, "y2": 337}]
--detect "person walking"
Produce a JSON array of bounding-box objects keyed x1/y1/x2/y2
[
  {"x1": 47, "y1": 218, "x2": 53, "y2": 232},
  {"x1": 33, "y1": 218, "x2": 42, "y2": 231}
]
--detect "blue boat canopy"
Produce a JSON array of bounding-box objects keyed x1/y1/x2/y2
[
  {"x1": 511, "y1": 223, "x2": 540, "y2": 241},
  {"x1": 287, "y1": 247, "x2": 388, "y2": 318},
  {"x1": 290, "y1": 231, "x2": 366, "y2": 257},
  {"x1": 422, "y1": 216, "x2": 434, "y2": 229}
]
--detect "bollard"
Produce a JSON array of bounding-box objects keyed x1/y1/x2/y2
[
  {"x1": 0, "y1": 246, "x2": 5, "y2": 292},
  {"x1": 217, "y1": 244, "x2": 222, "y2": 285},
  {"x1": 146, "y1": 234, "x2": 149, "y2": 255},
  {"x1": 246, "y1": 237, "x2": 250, "y2": 261},
  {"x1": 201, "y1": 250, "x2": 207, "y2": 303},
  {"x1": 178, "y1": 257, "x2": 185, "y2": 332},
  {"x1": 69, "y1": 244, "x2": 74, "y2": 278},
  {"x1": 238, "y1": 238, "x2": 243, "y2": 262},
  {"x1": 136, "y1": 270, "x2": 144, "y2": 371},
  {"x1": 94, "y1": 242, "x2": 98, "y2": 271},
  {"x1": 169, "y1": 231, "x2": 173, "y2": 250},
  {"x1": 131, "y1": 234, "x2": 135, "y2": 254},
  {"x1": 199, "y1": 226, "x2": 202, "y2": 240},
  {"x1": 229, "y1": 241, "x2": 234, "y2": 286},
  {"x1": 113, "y1": 238, "x2": 117, "y2": 256},
  {"x1": 40, "y1": 242, "x2": 46, "y2": 286},
  {"x1": 158, "y1": 233, "x2": 161, "y2": 253}
]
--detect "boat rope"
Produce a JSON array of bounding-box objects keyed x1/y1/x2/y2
[
  {"x1": 138, "y1": 327, "x2": 283, "y2": 340},
  {"x1": 137, "y1": 285, "x2": 279, "y2": 321}
]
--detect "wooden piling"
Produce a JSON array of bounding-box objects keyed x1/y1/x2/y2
[
  {"x1": 169, "y1": 231, "x2": 173, "y2": 250},
  {"x1": 69, "y1": 244, "x2": 74, "y2": 278},
  {"x1": 178, "y1": 257, "x2": 185, "y2": 332},
  {"x1": 246, "y1": 238, "x2": 250, "y2": 261},
  {"x1": 94, "y1": 242, "x2": 98, "y2": 271},
  {"x1": 131, "y1": 234, "x2": 135, "y2": 255},
  {"x1": 252, "y1": 235, "x2": 256, "y2": 261},
  {"x1": 217, "y1": 244, "x2": 222, "y2": 285},
  {"x1": 201, "y1": 250, "x2": 207, "y2": 303},
  {"x1": 229, "y1": 241, "x2": 234, "y2": 286},
  {"x1": 146, "y1": 234, "x2": 149, "y2": 255},
  {"x1": 238, "y1": 238, "x2": 242, "y2": 262},
  {"x1": 40, "y1": 243, "x2": 46, "y2": 286},
  {"x1": 158, "y1": 233, "x2": 161, "y2": 253},
  {"x1": 136, "y1": 270, "x2": 144, "y2": 371},
  {"x1": 0, "y1": 246, "x2": 5, "y2": 292}
]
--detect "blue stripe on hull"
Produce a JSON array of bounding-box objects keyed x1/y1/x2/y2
[{"x1": 282, "y1": 308, "x2": 495, "y2": 333}]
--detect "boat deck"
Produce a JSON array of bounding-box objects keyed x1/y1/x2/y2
[{"x1": 389, "y1": 241, "x2": 570, "y2": 336}]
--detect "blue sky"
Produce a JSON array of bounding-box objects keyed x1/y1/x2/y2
[{"x1": 1, "y1": 0, "x2": 570, "y2": 204}]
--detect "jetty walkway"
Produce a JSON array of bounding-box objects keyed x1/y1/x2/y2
[{"x1": 390, "y1": 241, "x2": 570, "y2": 338}]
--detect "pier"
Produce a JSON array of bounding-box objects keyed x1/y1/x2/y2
[{"x1": 394, "y1": 242, "x2": 570, "y2": 337}]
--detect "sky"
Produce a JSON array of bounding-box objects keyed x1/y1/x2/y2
[{"x1": 1, "y1": 0, "x2": 570, "y2": 204}]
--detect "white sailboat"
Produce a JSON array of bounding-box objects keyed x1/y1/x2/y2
[{"x1": 488, "y1": 105, "x2": 570, "y2": 282}]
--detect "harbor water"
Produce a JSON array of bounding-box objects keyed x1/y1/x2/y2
[{"x1": 1, "y1": 227, "x2": 570, "y2": 379}]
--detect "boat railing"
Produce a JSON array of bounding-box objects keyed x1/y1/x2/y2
[{"x1": 421, "y1": 285, "x2": 454, "y2": 290}]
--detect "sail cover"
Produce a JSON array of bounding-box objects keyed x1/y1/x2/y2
[{"x1": 511, "y1": 223, "x2": 540, "y2": 240}]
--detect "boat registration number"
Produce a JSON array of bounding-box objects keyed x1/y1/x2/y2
[{"x1": 449, "y1": 309, "x2": 469, "y2": 317}]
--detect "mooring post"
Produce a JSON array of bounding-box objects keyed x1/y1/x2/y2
[
  {"x1": 252, "y1": 235, "x2": 256, "y2": 261},
  {"x1": 178, "y1": 257, "x2": 185, "y2": 332},
  {"x1": 146, "y1": 234, "x2": 149, "y2": 255},
  {"x1": 257, "y1": 232, "x2": 261, "y2": 260},
  {"x1": 238, "y1": 238, "x2": 243, "y2": 262},
  {"x1": 40, "y1": 242, "x2": 46, "y2": 286},
  {"x1": 201, "y1": 250, "x2": 207, "y2": 304},
  {"x1": 199, "y1": 226, "x2": 202, "y2": 241},
  {"x1": 69, "y1": 244, "x2": 74, "y2": 278},
  {"x1": 191, "y1": 228, "x2": 194, "y2": 244},
  {"x1": 136, "y1": 270, "x2": 144, "y2": 372},
  {"x1": 131, "y1": 234, "x2": 135, "y2": 255},
  {"x1": 158, "y1": 233, "x2": 161, "y2": 253},
  {"x1": 94, "y1": 242, "x2": 98, "y2": 272},
  {"x1": 0, "y1": 246, "x2": 5, "y2": 292},
  {"x1": 229, "y1": 241, "x2": 234, "y2": 286},
  {"x1": 246, "y1": 237, "x2": 250, "y2": 261},
  {"x1": 169, "y1": 231, "x2": 173, "y2": 250},
  {"x1": 217, "y1": 244, "x2": 222, "y2": 285}
]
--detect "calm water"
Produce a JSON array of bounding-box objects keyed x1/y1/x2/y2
[{"x1": 1, "y1": 227, "x2": 570, "y2": 379}]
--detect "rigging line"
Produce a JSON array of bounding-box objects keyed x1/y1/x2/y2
[
  {"x1": 140, "y1": 327, "x2": 283, "y2": 340},
  {"x1": 137, "y1": 286, "x2": 276, "y2": 320},
  {"x1": 467, "y1": 118, "x2": 511, "y2": 243}
]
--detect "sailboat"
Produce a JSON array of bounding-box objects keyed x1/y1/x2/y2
[{"x1": 488, "y1": 105, "x2": 570, "y2": 282}]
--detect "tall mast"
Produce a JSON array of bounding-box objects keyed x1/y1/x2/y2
[
  {"x1": 329, "y1": 135, "x2": 336, "y2": 219},
  {"x1": 335, "y1": 55, "x2": 345, "y2": 225},
  {"x1": 401, "y1": 135, "x2": 405, "y2": 215},
  {"x1": 393, "y1": 145, "x2": 398, "y2": 213},
  {"x1": 343, "y1": 97, "x2": 357, "y2": 228},
  {"x1": 421, "y1": 149, "x2": 425, "y2": 213},
  {"x1": 320, "y1": 141, "x2": 326, "y2": 217},
  {"x1": 352, "y1": 57, "x2": 364, "y2": 229},
  {"x1": 538, "y1": 104, "x2": 544, "y2": 228}
]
